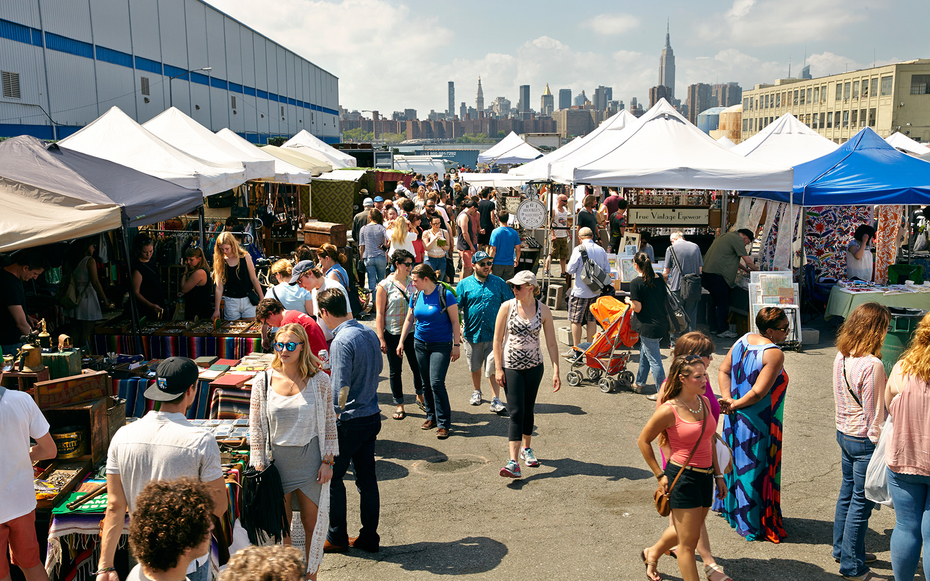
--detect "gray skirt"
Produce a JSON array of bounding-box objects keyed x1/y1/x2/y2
[{"x1": 272, "y1": 438, "x2": 323, "y2": 508}]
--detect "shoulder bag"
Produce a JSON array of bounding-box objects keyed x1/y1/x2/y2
[
  {"x1": 669, "y1": 245, "x2": 703, "y2": 303},
  {"x1": 655, "y1": 398, "x2": 707, "y2": 516},
  {"x1": 240, "y1": 371, "x2": 291, "y2": 544},
  {"x1": 663, "y1": 278, "x2": 690, "y2": 335},
  {"x1": 580, "y1": 248, "x2": 612, "y2": 292}
]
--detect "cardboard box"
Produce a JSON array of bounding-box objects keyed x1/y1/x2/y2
[
  {"x1": 33, "y1": 371, "x2": 109, "y2": 409},
  {"x1": 44, "y1": 397, "x2": 110, "y2": 465}
]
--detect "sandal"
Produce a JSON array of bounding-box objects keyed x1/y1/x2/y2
[
  {"x1": 666, "y1": 547, "x2": 678, "y2": 559},
  {"x1": 641, "y1": 548, "x2": 661, "y2": 581},
  {"x1": 416, "y1": 399, "x2": 426, "y2": 413},
  {"x1": 704, "y1": 563, "x2": 733, "y2": 581},
  {"x1": 392, "y1": 410, "x2": 406, "y2": 420}
]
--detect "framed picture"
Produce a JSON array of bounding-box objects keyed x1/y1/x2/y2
[
  {"x1": 619, "y1": 256, "x2": 638, "y2": 282},
  {"x1": 622, "y1": 232, "x2": 641, "y2": 253}
]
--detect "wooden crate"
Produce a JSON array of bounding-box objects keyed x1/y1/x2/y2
[
  {"x1": 303, "y1": 221, "x2": 347, "y2": 248},
  {"x1": 35, "y1": 459, "x2": 92, "y2": 512},
  {"x1": 44, "y1": 397, "x2": 110, "y2": 465},
  {"x1": 33, "y1": 371, "x2": 109, "y2": 409}
]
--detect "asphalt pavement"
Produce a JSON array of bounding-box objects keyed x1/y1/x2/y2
[{"x1": 318, "y1": 305, "x2": 903, "y2": 581}]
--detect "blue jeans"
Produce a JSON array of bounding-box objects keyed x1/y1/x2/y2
[
  {"x1": 887, "y1": 468, "x2": 930, "y2": 581},
  {"x1": 414, "y1": 339, "x2": 452, "y2": 429},
  {"x1": 635, "y1": 335, "x2": 665, "y2": 387},
  {"x1": 364, "y1": 255, "x2": 387, "y2": 292},
  {"x1": 833, "y1": 431, "x2": 876, "y2": 577},
  {"x1": 328, "y1": 413, "x2": 381, "y2": 547},
  {"x1": 426, "y1": 256, "x2": 447, "y2": 281}
]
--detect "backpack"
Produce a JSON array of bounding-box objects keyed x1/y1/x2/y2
[
  {"x1": 579, "y1": 248, "x2": 612, "y2": 292},
  {"x1": 412, "y1": 282, "x2": 456, "y2": 315}
]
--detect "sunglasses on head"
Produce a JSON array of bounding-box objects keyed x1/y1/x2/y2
[{"x1": 273, "y1": 341, "x2": 303, "y2": 352}]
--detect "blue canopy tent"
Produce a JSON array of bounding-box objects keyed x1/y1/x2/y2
[{"x1": 741, "y1": 127, "x2": 930, "y2": 206}]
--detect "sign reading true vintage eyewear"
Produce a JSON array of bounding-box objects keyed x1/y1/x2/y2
[{"x1": 628, "y1": 207, "x2": 709, "y2": 225}]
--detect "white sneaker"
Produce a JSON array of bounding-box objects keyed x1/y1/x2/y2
[
  {"x1": 489, "y1": 397, "x2": 506, "y2": 413},
  {"x1": 469, "y1": 390, "x2": 482, "y2": 406},
  {"x1": 717, "y1": 330, "x2": 738, "y2": 339}
]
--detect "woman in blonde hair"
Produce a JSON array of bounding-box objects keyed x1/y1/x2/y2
[
  {"x1": 249, "y1": 323, "x2": 337, "y2": 581},
  {"x1": 388, "y1": 215, "x2": 417, "y2": 259},
  {"x1": 264, "y1": 259, "x2": 313, "y2": 314},
  {"x1": 212, "y1": 231, "x2": 264, "y2": 321},
  {"x1": 832, "y1": 302, "x2": 890, "y2": 580},
  {"x1": 885, "y1": 311, "x2": 930, "y2": 580}
]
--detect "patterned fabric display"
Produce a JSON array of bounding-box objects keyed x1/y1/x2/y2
[
  {"x1": 773, "y1": 205, "x2": 801, "y2": 271},
  {"x1": 804, "y1": 206, "x2": 874, "y2": 280},
  {"x1": 760, "y1": 202, "x2": 783, "y2": 271},
  {"x1": 874, "y1": 205, "x2": 904, "y2": 284},
  {"x1": 714, "y1": 336, "x2": 788, "y2": 543}
]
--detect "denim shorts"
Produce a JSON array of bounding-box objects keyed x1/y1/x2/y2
[{"x1": 665, "y1": 462, "x2": 714, "y2": 509}]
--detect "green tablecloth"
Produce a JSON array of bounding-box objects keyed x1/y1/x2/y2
[{"x1": 825, "y1": 286, "x2": 930, "y2": 320}]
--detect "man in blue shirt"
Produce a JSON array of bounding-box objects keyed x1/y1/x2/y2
[
  {"x1": 456, "y1": 251, "x2": 513, "y2": 412},
  {"x1": 318, "y1": 288, "x2": 383, "y2": 554},
  {"x1": 488, "y1": 210, "x2": 522, "y2": 281}
]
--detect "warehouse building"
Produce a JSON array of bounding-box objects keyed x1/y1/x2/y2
[{"x1": 0, "y1": 0, "x2": 340, "y2": 143}]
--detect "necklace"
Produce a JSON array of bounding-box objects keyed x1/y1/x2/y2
[{"x1": 680, "y1": 396, "x2": 702, "y2": 415}]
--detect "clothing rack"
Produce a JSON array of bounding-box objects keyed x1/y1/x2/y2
[{"x1": 142, "y1": 228, "x2": 255, "y2": 246}]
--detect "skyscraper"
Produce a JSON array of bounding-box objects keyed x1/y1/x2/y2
[
  {"x1": 658, "y1": 21, "x2": 676, "y2": 100},
  {"x1": 558, "y1": 88, "x2": 572, "y2": 110},
  {"x1": 518, "y1": 84, "x2": 531, "y2": 114},
  {"x1": 574, "y1": 90, "x2": 588, "y2": 107},
  {"x1": 594, "y1": 85, "x2": 613, "y2": 111},
  {"x1": 476, "y1": 77, "x2": 484, "y2": 113},
  {"x1": 540, "y1": 84, "x2": 554, "y2": 116},
  {"x1": 448, "y1": 81, "x2": 455, "y2": 116},
  {"x1": 685, "y1": 83, "x2": 713, "y2": 124}
]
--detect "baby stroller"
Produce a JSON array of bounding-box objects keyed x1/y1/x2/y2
[{"x1": 565, "y1": 295, "x2": 639, "y2": 393}]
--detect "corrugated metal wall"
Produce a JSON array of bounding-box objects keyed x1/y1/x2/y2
[{"x1": 0, "y1": 0, "x2": 340, "y2": 141}]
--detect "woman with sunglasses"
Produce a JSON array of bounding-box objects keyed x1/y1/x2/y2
[
  {"x1": 398, "y1": 264, "x2": 461, "y2": 439},
  {"x1": 494, "y1": 271, "x2": 561, "y2": 478},
  {"x1": 639, "y1": 355, "x2": 726, "y2": 581},
  {"x1": 650, "y1": 333, "x2": 731, "y2": 581},
  {"x1": 715, "y1": 306, "x2": 789, "y2": 543},
  {"x1": 249, "y1": 323, "x2": 338, "y2": 581},
  {"x1": 376, "y1": 249, "x2": 424, "y2": 421}
]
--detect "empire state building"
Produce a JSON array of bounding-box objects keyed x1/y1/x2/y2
[{"x1": 658, "y1": 22, "x2": 675, "y2": 100}]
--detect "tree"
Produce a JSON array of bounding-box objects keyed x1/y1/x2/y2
[{"x1": 266, "y1": 137, "x2": 286, "y2": 146}]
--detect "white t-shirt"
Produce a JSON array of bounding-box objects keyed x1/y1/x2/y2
[
  {"x1": 552, "y1": 207, "x2": 569, "y2": 238},
  {"x1": 312, "y1": 278, "x2": 352, "y2": 341},
  {"x1": 389, "y1": 232, "x2": 418, "y2": 258},
  {"x1": 846, "y1": 241, "x2": 874, "y2": 281},
  {"x1": 1, "y1": 388, "x2": 50, "y2": 522}
]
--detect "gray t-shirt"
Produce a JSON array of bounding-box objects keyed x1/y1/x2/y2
[
  {"x1": 664, "y1": 240, "x2": 704, "y2": 292},
  {"x1": 359, "y1": 223, "x2": 388, "y2": 259},
  {"x1": 106, "y1": 411, "x2": 223, "y2": 514}
]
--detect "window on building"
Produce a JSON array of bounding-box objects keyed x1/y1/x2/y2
[
  {"x1": 881, "y1": 76, "x2": 893, "y2": 96},
  {"x1": 800, "y1": 90, "x2": 806, "y2": 106},
  {"x1": 819, "y1": 112, "x2": 826, "y2": 128},
  {"x1": 870, "y1": 78, "x2": 879, "y2": 97},
  {"x1": 843, "y1": 82, "x2": 851, "y2": 100},
  {"x1": 859, "y1": 109, "x2": 866, "y2": 127},
  {"x1": 852, "y1": 81, "x2": 859, "y2": 99},
  {"x1": 842, "y1": 110, "x2": 849, "y2": 128},
  {"x1": 813, "y1": 87, "x2": 820, "y2": 103},
  {"x1": 812, "y1": 113, "x2": 819, "y2": 128},
  {"x1": 869, "y1": 108, "x2": 876, "y2": 126},
  {"x1": 827, "y1": 111, "x2": 833, "y2": 128},
  {"x1": 1, "y1": 71, "x2": 21, "y2": 99},
  {"x1": 281, "y1": 105, "x2": 285, "y2": 116},
  {"x1": 742, "y1": 119, "x2": 748, "y2": 132},
  {"x1": 775, "y1": 93, "x2": 781, "y2": 107},
  {"x1": 835, "y1": 84, "x2": 842, "y2": 101},
  {"x1": 743, "y1": 98, "x2": 749, "y2": 110},
  {"x1": 851, "y1": 109, "x2": 858, "y2": 126},
  {"x1": 793, "y1": 90, "x2": 799, "y2": 106},
  {"x1": 807, "y1": 88, "x2": 812, "y2": 104},
  {"x1": 231, "y1": 95, "x2": 237, "y2": 109},
  {"x1": 140, "y1": 76, "x2": 150, "y2": 96},
  {"x1": 764, "y1": 94, "x2": 769, "y2": 108},
  {"x1": 822, "y1": 85, "x2": 827, "y2": 102},
  {"x1": 861, "y1": 81, "x2": 869, "y2": 98},
  {"x1": 911, "y1": 75, "x2": 930, "y2": 95}
]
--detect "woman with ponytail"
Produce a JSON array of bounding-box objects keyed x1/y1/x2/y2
[{"x1": 626, "y1": 251, "x2": 669, "y2": 396}]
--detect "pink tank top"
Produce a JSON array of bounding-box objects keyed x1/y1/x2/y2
[
  {"x1": 665, "y1": 400, "x2": 716, "y2": 468},
  {"x1": 887, "y1": 374, "x2": 930, "y2": 476}
]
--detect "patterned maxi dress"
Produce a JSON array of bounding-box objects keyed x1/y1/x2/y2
[{"x1": 713, "y1": 335, "x2": 788, "y2": 543}]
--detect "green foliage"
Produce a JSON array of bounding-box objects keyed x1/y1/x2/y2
[
  {"x1": 266, "y1": 137, "x2": 286, "y2": 146},
  {"x1": 342, "y1": 127, "x2": 374, "y2": 142},
  {"x1": 455, "y1": 133, "x2": 497, "y2": 144},
  {"x1": 379, "y1": 132, "x2": 405, "y2": 143}
]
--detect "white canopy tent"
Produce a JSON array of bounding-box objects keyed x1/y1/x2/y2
[
  {"x1": 260, "y1": 145, "x2": 333, "y2": 176},
  {"x1": 144, "y1": 107, "x2": 274, "y2": 180},
  {"x1": 314, "y1": 169, "x2": 367, "y2": 182},
  {"x1": 459, "y1": 173, "x2": 528, "y2": 188},
  {"x1": 885, "y1": 132, "x2": 930, "y2": 156},
  {"x1": 477, "y1": 132, "x2": 543, "y2": 166},
  {"x1": 549, "y1": 99, "x2": 793, "y2": 191},
  {"x1": 716, "y1": 136, "x2": 736, "y2": 149},
  {"x1": 731, "y1": 113, "x2": 839, "y2": 166},
  {"x1": 215, "y1": 129, "x2": 312, "y2": 184},
  {"x1": 283, "y1": 130, "x2": 357, "y2": 168},
  {"x1": 59, "y1": 106, "x2": 248, "y2": 196},
  {"x1": 509, "y1": 110, "x2": 638, "y2": 180}
]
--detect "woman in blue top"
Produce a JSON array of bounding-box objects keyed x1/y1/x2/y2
[
  {"x1": 317, "y1": 243, "x2": 350, "y2": 289},
  {"x1": 398, "y1": 263, "x2": 462, "y2": 439}
]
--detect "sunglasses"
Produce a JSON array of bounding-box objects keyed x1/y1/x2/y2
[
  {"x1": 775, "y1": 325, "x2": 790, "y2": 333},
  {"x1": 426, "y1": 205, "x2": 436, "y2": 209},
  {"x1": 681, "y1": 354, "x2": 703, "y2": 362},
  {"x1": 400, "y1": 261, "x2": 413, "y2": 267},
  {"x1": 477, "y1": 261, "x2": 492, "y2": 267},
  {"x1": 273, "y1": 341, "x2": 303, "y2": 352},
  {"x1": 510, "y1": 283, "x2": 525, "y2": 290}
]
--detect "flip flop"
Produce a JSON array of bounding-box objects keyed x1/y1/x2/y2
[
  {"x1": 641, "y1": 548, "x2": 661, "y2": 581},
  {"x1": 704, "y1": 563, "x2": 733, "y2": 581},
  {"x1": 666, "y1": 547, "x2": 678, "y2": 559},
  {"x1": 416, "y1": 400, "x2": 426, "y2": 413},
  {"x1": 392, "y1": 410, "x2": 406, "y2": 420}
]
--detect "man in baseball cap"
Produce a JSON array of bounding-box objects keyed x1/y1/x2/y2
[
  {"x1": 143, "y1": 357, "x2": 201, "y2": 402},
  {"x1": 373, "y1": 196, "x2": 384, "y2": 210},
  {"x1": 288, "y1": 260, "x2": 316, "y2": 285}
]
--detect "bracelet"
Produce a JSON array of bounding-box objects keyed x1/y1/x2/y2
[
  {"x1": 92, "y1": 568, "x2": 116, "y2": 576},
  {"x1": 655, "y1": 473, "x2": 664, "y2": 480},
  {"x1": 453, "y1": 344, "x2": 460, "y2": 347},
  {"x1": 323, "y1": 459, "x2": 335, "y2": 467},
  {"x1": 714, "y1": 475, "x2": 724, "y2": 479}
]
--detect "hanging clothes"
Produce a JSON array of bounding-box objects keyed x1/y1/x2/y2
[{"x1": 874, "y1": 205, "x2": 905, "y2": 284}]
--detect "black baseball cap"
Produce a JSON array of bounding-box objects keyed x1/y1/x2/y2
[
  {"x1": 289, "y1": 260, "x2": 315, "y2": 285},
  {"x1": 144, "y1": 357, "x2": 199, "y2": 401}
]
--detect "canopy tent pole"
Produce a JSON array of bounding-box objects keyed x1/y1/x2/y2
[
  {"x1": 199, "y1": 205, "x2": 206, "y2": 254},
  {"x1": 120, "y1": 220, "x2": 143, "y2": 355}
]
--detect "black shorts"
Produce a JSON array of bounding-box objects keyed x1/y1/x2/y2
[
  {"x1": 477, "y1": 231, "x2": 491, "y2": 246},
  {"x1": 665, "y1": 462, "x2": 714, "y2": 509}
]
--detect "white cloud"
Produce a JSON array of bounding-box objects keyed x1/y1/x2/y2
[{"x1": 583, "y1": 13, "x2": 640, "y2": 36}]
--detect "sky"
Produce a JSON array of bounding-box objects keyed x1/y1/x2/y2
[{"x1": 209, "y1": 0, "x2": 928, "y2": 117}]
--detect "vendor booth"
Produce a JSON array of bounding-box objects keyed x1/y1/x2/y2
[
  {"x1": 283, "y1": 129, "x2": 357, "y2": 168},
  {"x1": 477, "y1": 131, "x2": 543, "y2": 166}
]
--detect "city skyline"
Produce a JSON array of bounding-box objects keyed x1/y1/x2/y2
[{"x1": 209, "y1": 0, "x2": 927, "y2": 117}]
